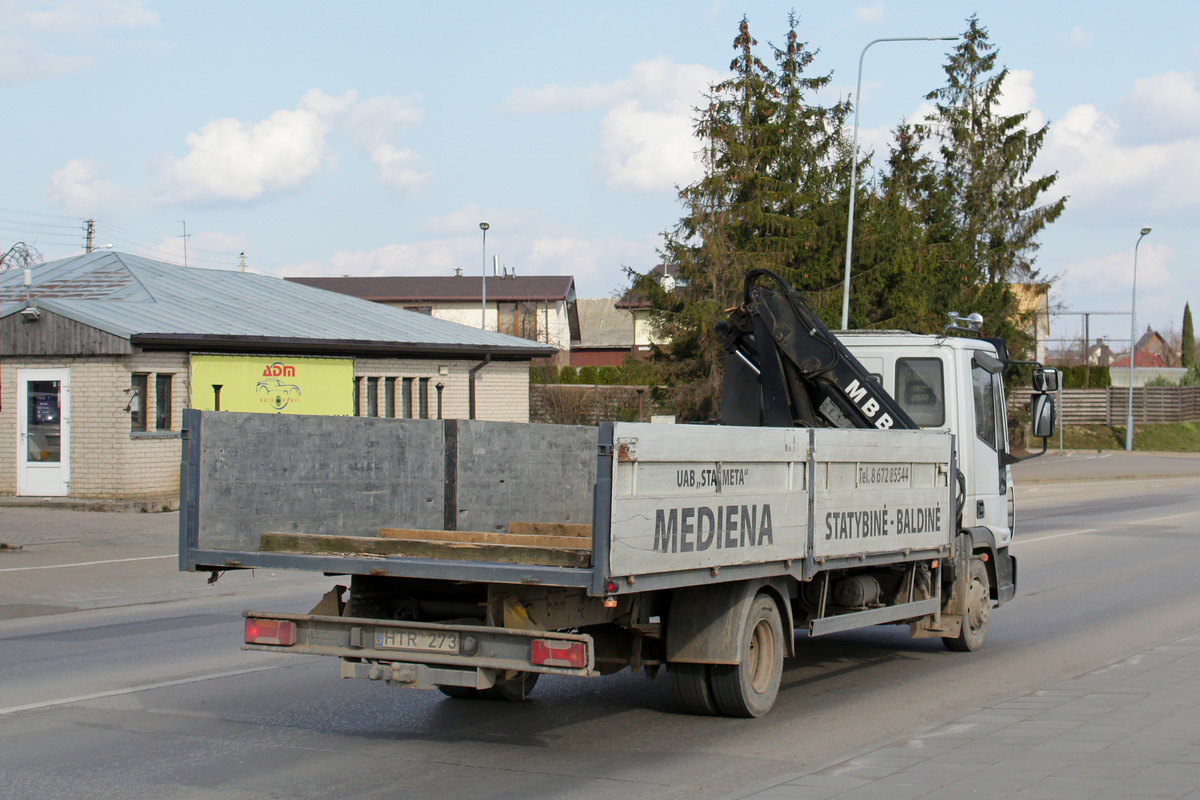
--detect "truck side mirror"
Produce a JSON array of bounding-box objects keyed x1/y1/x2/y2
[
  {"x1": 1032, "y1": 367, "x2": 1060, "y2": 393},
  {"x1": 1031, "y1": 393, "x2": 1057, "y2": 439}
]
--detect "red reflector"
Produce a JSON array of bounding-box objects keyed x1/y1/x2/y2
[
  {"x1": 530, "y1": 638, "x2": 587, "y2": 669},
  {"x1": 245, "y1": 618, "x2": 297, "y2": 646}
]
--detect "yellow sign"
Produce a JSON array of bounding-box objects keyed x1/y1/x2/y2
[{"x1": 190, "y1": 355, "x2": 354, "y2": 415}]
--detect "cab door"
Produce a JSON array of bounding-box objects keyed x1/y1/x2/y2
[{"x1": 967, "y1": 352, "x2": 1009, "y2": 544}]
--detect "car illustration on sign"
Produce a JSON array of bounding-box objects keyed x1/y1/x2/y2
[{"x1": 256, "y1": 377, "x2": 302, "y2": 409}]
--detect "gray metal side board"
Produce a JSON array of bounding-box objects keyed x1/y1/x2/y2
[
  {"x1": 185, "y1": 549, "x2": 594, "y2": 589},
  {"x1": 808, "y1": 597, "x2": 940, "y2": 636}
]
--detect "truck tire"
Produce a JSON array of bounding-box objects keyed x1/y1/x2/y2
[
  {"x1": 671, "y1": 662, "x2": 720, "y2": 716},
  {"x1": 709, "y1": 595, "x2": 784, "y2": 718},
  {"x1": 943, "y1": 559, "x2": 990, "y2": 652},
  {"x1": 479, "y1": 671, "x2": 540, "y2": 701}
]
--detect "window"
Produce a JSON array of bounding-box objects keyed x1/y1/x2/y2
[
  {"x1": 418, "y1": 378, "x2": 430, "y2": 419},
  {"x1": 403, "y1": 305, "x2": 432, "y2": 315},
  {"x1": 353, "y1": 377, "x2": 362, "y2": 416},
  {"x1": 497, "y1": 301, "x2": 541, "y2": 341},
  {"x1": 366, "y1": 376, "x2": 379, "y2": 417},
  {"x1": 402, "y1": 378, "x2": 413, "y2": 418},
  {"x1": 213, "y1": 385, "x2": 223, "y2": 411},
  {"x1": 972, "y1": 364, "x2": 997, "y2": 450},
  {"x1": 130, "y1": 373, "x2": 148, "y2": 432},
  {"x1": 155, "y1": 374, "x2": 173, "y2": 430},
  {"x1": 385, "y1": 377, "x2": 396, "y2": 418},
  {"x1": 895, "y1": 358, "x2": 945, "y2": 427}
]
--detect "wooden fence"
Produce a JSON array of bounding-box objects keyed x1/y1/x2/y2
[{"x1": 1008, "y1": 386, "x2": 1200, "y2": 425}]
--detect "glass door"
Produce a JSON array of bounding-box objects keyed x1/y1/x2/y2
[{"x1": 17, "y1": 368, "x2": 70, "y2": 496}]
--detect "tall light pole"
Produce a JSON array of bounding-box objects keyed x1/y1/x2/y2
[
  {"x1": 479, "y1": 221, "x2": 490, "y2": 330},
  {"x1": 841, "y1": 35, "x2": 958, "y2": 330},
  {"x1": 1125, "y1": 226, "x2": 1153, "y2": 451}
]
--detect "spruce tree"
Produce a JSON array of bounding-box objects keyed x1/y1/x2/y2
[
  {"x1": 647, "y1": 14, "x2": 846, "y2": 420},
  {"x1": 916, "y1": 16, "x2": 1067, "y2": 350}
]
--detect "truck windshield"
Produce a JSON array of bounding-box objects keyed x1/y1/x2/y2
[{"x1": 895, "y1": 358, "x2": 945, "y2": 427}]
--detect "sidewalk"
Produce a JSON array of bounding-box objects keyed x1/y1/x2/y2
[
  {"x1": 730, "y1": 632, "x2": 1200, "y2": 800},
  {"x1": 1012, "y1": 450, "x2": 1200, "y2": 485}
]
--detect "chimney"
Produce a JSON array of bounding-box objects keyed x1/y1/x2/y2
[{"x1": 454, "y1": 267, "x2": 463, "y2": 277}]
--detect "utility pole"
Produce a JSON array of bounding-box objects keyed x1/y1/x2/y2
[
  {"x1": 239, "y1": 252, "x2": 247, "y2": 272},
  {"x1": 179, "y1": 220, "x2": 191, "y2": 267},
  {"x1": 85, "y1": 219, "x2": 95, "y2": 253}
]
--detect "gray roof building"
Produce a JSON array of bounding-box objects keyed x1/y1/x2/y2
[
  {"x1": 287, "y1": 274, "x2": 576, "y2": 303},
  {"x1": 0, "y1": 252, "x2": 554, "y2": 358}
]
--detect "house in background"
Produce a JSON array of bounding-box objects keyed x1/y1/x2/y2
[
  {"x1": 1, "y1": 252, "x2": 551, "y2": 504},
  {"x1": 288, "y1": 272, "x2": 580, "y2": 365},
  {"x1": 1087, "y1": 338, "x2": 1114, "y2": 367},
  {"x1": 615, "y1": 264, "x2": 681, "y2": 359},
  {"x1": 571, "y1": 298, "x2": 636, "y2": 367},
  {"x1": 1110, "y1": 326, "x2": 1184, "y2": 386},
  {"x1": 1011, "y1": 283, "x2": 1050, "y2": 364}
]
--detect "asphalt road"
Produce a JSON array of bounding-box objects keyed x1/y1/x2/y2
[{"x1": 2, "y1": 472, "x2": 1200, "y2": 799}]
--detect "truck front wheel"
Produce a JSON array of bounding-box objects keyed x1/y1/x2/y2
[
  {"x1": 709, "y1": 594, "x2": 784, "y2": 718},
  {"x1": 943, "y1": 559, "x2": 990, "y2": 652}
]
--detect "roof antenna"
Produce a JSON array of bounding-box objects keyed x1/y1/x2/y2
[{"x1": 178, "y1": 220, "x2": 191, "y2": 267}]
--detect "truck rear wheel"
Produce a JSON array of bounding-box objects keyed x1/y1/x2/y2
[
  {"x1": 943, "y1": 559, "x2": 990, "y2": 652},
  {"x1": 709, "y1": 595, "x2": 784, "y2": 718},
  {"x1": 671, "y1": 662, "x2": 720, "y2": 716}
]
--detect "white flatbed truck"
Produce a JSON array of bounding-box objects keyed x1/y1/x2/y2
[{"x1": 180, "y1": 271, "x2": 1058, "y2": 716}]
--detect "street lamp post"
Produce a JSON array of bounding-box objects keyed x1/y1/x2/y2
[
  {"x1": 1125, "y1": 226, "x2": 1153, "y2": 451},
  {"x1": 841, "y1": 35, "x2": 958, "y2": 331},
  {"x1": 479, "y1": 221, "x2": 490, "y2": 330}
]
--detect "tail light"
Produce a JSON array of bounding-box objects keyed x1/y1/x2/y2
[
  {"x1": 531, "y1": 638, "x2": 587, "y2": 669},
  {"x1": 245, "y1": 618, "x2": 297, "y2": 646}
]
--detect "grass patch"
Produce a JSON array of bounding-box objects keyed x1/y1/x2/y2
[{"x1": 1032, "y1": 422, "x2": 1200, "y2": 451}]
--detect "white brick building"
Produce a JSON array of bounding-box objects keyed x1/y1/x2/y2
[{"x1": 0, "y1": 253, "x2": 551, "y2": 505}]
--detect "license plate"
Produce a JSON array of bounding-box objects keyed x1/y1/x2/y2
[{"x1": 375, "y1": 628, "x2": 460, "y2": 654}]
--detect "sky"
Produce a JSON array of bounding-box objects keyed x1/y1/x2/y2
[{"x1": 2, "y1": 1, "x2": 1198, "y2": 354}]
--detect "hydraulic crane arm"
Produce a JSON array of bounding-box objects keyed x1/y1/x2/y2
[{"x1": 716, "y1": 269, "x2": 919, "y2": 431}]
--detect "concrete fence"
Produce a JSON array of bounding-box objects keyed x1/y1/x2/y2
[{"x1": 1009, "y1": 386, "x2": 1200, "y2": 425}]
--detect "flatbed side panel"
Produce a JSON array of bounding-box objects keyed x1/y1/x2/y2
[
  {"x1": 607, "y1": 423, "x2": 808, "y2": 577},
  {"x1": 192, "y1": 412, "x2": 445, "y2": 551},
  {"x1": 811, "y1": 428, "x2": 953, "y2": 560},
  {"x1": 605, "y1": 423, "x2": 953, "y2": 579},
  {"x1": 453, "y1": 420, "x2": 596, "y2": 534},
  {"x1": 180, "y1": 411, "x2": 599, "y2": 582}
]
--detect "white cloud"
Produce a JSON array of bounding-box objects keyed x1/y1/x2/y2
[
  {"x1": 1064, "y1": 26, "x2": 1093, "y2": 48},
  {"x1": 0, "y1": 0, "x2": 157, "y2": 85},
  {"x1": 44, "y1": 157, "x2": 127, "y2": 213},
  {"x1": 423, "y1": 204, "x2": 536, "y2": 235},
  {"x1": 996, "y1": 68, "x2": 1046, "y2": 132},
  {"x1": 502, "y1": 57, "x2": 720, "y2": 193},
  {"x1": 150, "y1": 89, "x2": 354, "y2": 205},
  {"x1": 854, "y1": 3, "x2": 885, "y2": 24},
  {"x1": 1041, "y1": 72, "x2": 1200, "y2": 216},
  {"x1": 1059, "y1": 242, "x2": 1174, "y2": 295},
  {"x1": 344, "y1": 94, "x2": 432, "y2": 189},
  {"x1": 23, "y1": 0, "x2": 158, "y2": 37}
]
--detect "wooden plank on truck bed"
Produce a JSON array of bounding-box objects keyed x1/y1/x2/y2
[
  {"x1": 260, "y1": 532, "x2": 591, "y2": 568},
  {"x1": 377, "y1": 527, "x2": 591, "y2": 550},
  {"x1": 506, "y1": 521, "x2": 592, "y2": 538}
]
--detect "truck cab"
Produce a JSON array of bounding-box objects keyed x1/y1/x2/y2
[{"x1": 842, "y1": 333, "x2": 1013, "y2": 551}]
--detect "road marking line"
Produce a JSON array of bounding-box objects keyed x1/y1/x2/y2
[
  {"x1": 0, "y1": 555, "x2": 174, "y2": 572},
  {"x1": 1019, "y1": 508, "x2": 1200, "y2": 545},
  {"x1": 0, "y1": 664, "x2": 285, "y2": 716}
]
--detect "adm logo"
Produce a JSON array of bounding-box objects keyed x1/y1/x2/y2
[{"x1": 256, "y1": 362, "x2": 301, "y2": 410}]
